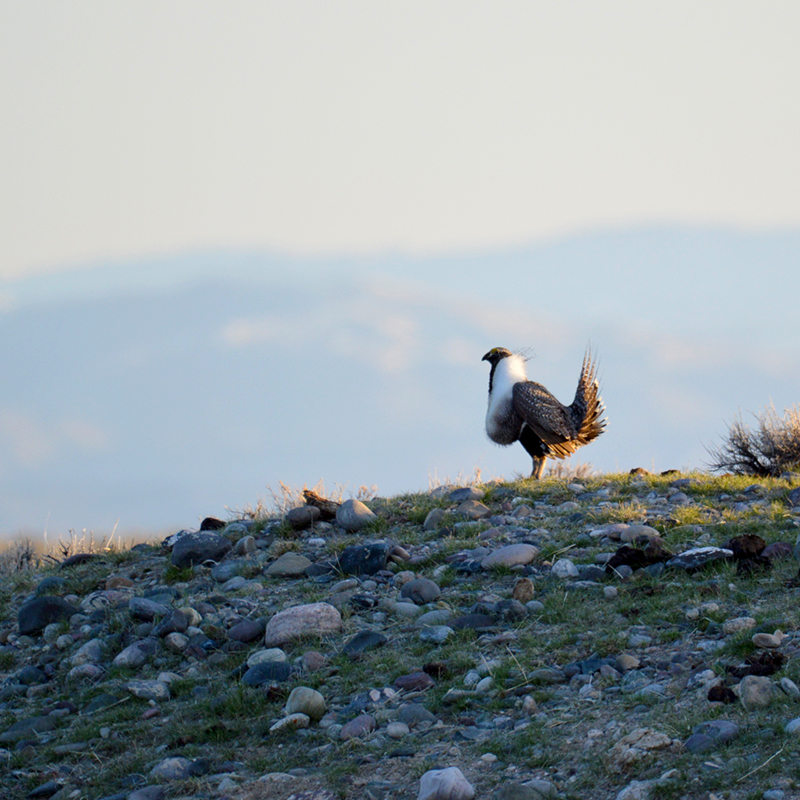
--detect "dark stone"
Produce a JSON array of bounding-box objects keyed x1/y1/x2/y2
[
  {"x1": 399, "y1": 578, "x2": 441, "y2": 605},
  {"x1": 693, "y1": 719, "x2": 740, "y2": 743},
  {"x1": 59, "y1": 553, "x2": 99, "y2": 568},
  {"x1": 15, "y1": 666, "x2": 47, "y2": 686},
  {"x1": 762, "y1": 542, "x2": 792, "y2": 559},
  {"x1": 128, "y1": 788, "x2": 166, "y2": 800},
  {"x1": 449, "y1": 613, "x2": 495, "y2": 631},
  {"x1": 34, "y1": 576, "x2": 67, "y2": 596},
  {"x1": 787, "y1": 486, "x2": 800, "y2": 507},
  {"x1": 153, "y1": 610, "x2": 188, "y2": 637},
  {"x1": 200, "y1": 517, "x2": 226, "y2": 531},
  {"x1": 129, "y1": 597, "x2": 170, "y2": 621},
  {"x1": 493, "y1": 599, "x2": 528, "y2": 621},
  {"x1": 0, "y1": 715, "x2": 58, "y2": 743},
  {"x1": 171, "y1": 532, "x2": 232, "y2": 567},
  {"x1": 286, "y1": 505, "x2": 321, "y2": 530},
  {"x1": 393, "y1": 671, "x2": 435, "y2": 691},
  {"x1": 227, "y1": 619, "x2": 266, "y2": 643},
  {"x1": 27, "y1": 781, "x2": 62, "y2": 798},
  {"x1": 397, "y1": 702, "x2": 436, "y2": 728},
  {"x1": 577, "y1": 565, "x2": 607, "y2": 582},
  {"x1": 343, "y1": 630, "x2": 388, "y2": 655},
  {"x1": 334, "y1": 543, "x2": 393, "y2": 576},
  {"x1": 242, "y1": 661, "x2": 294, "y2": 686},
  {"x1": 684, "y1": 733, "x2": 715, "y2": 754},
  {"x1": 605, "y1": 541, "x2": 673, "y2": 574},
  {"x1": 82, "y1": 693, "x2": 122, "y2": 714},
  {"x1": 18, "y1": 596, "x2": 78, "y2": 635}
]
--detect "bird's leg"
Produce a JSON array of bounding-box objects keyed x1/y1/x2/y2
[{"x1": 531, "y1": 456, "x2": 547, "y2": 480}]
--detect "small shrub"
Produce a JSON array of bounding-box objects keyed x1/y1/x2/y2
[{"x1": 706, "y1": 404, "x2": 800, "y2": 477}]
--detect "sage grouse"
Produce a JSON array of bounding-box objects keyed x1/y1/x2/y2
[{"x1": 482, "y1": 347, "x2": 606, "y2": 479}]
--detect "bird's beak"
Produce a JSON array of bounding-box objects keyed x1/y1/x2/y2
[{"x1": 481, "y1": 351, "x2": 491, "y2": 362}]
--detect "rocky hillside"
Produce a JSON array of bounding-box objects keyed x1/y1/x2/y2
[{"x1": 2, "y1": 471, "x2": 800, "y2": 800}]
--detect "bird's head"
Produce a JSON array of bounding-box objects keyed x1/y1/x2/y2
[{"x1": 482, "y1": 347, "x2": 513, "y2": 366}]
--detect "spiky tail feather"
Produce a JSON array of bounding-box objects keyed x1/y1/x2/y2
[{"x1": 570, "y1": 349, "x2": 606, "y2": 445}]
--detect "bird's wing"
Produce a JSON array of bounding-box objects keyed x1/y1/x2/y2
[{"x1": 512, "y1": 381, "x2": 578, "y2": 456}]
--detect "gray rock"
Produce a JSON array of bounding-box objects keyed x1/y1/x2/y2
[
  {"x1": 227, "y1": 618, "x2": 266, "y2": 643},
  {"x1": 265, "y1": 552, "x2": 312, "y2": 577},
  {"x1": 287, "y1": 505, "x2": 321, "y2": 530},
  {"x1": 113, "y1": 641, "x2": 154, "y2": 669},
  {"x1": 419, "y1": 625, "x2": 452, "y2": 644},
  {"x1": 0, "y1": 714, "x2": 58, "y2": 743},
  {"x1": 149, "y1": 756, "x2": 195, "y2": 780},
  {"x1": 171, "y1": 531, "x2": 232, "y2": 567},
  {"x1": 418, "y1": 766, "x2": 475, "y2": 800},
  {"x1": 481, "y1": 543, "x2": 539, "y2": 569},
  {"x1": 264, "y1": 602, "x2": 342, "y2": 646},
  {"x1": 423, "y1": 508, "x2": 446, "y2": 531},
  {"x1": 153, "y1": 610, "x2": 188, "y2": 637},
  {"x1": 449, "y1": 487, "x2": 485, "y2": 502},
  {"x1": 400, "y1": 578, "x2": 441, "y2": 605},
  {"x1": 397, "y1": 703, "x2": 437, "y2": 728},
  {"x1": 738, "y1": 675, "x2": 775, "y2": 710},
  {"x1": 129, "y1": 597, "x2": 170, "y2": 621},
  {"x1": 125, "y1": 679, "x2": 170, "y2": 702},
  {"x1": 785, "y1": 718, "x2": 800, "y2": 735},
  {"x1": 340, "y1": 713, "x2": 376, "y2": 740},
  {"x1": 210, "y1": 560, "x2": 245, "y2": 582},
  {"x1": 242, "y1": 661, "x2": 294, "y2": 685},
  {"x1": 336, "y1": 499, "x2": 377, "y2": 532},
  {"x1": 128, "y1": 787, "x2": 166, "y2": 800},
  {"x1": 551, "y1": 558, "x2": 579, "y2": 578},
  {"x1": 68, "y1": 637, "x2": 104, "y2": 666},
  {"x1": 457, "y1": 500, "x2": 492, "y2": 520},
  {"x1": 18, "y1": 596, "x2": 77, "y2": 635},
  {"x1": 35, "y1": 576, "x2": 67, "y2": 596},
  {"x1": 233, "y1": 534, "x2": 257, "y2": 556},
  {"x1": 494, "y1": 781, "x2": 556, "y2": 799}
]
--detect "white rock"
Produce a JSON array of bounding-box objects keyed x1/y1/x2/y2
[
  {"x1": 551, "y1": 558, "x2": 579, "y2": 578},
  {"x1": 264, "y1": 603, "x2": 342, "y2": 647},
  {"x1": 269, "y1": 713, "x2": 310, "y2": 733},
  {"x1": 418, "y1": 766, "x2": 475, "y2": 800}
]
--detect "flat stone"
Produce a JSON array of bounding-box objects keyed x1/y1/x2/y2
[
  {"x1": 125, "y1": 680, "x2": 170, "y2": 702},
  {"x1": 18, "y1": 596, "x2": 77, "y2": 635},
  {"x1": 149, "y1": 756, "x2": 195, "y2": 780},
  {"x1": 400, "y1": 578, "x2": 441, "y2": 605},
  {"x1": 449, "y1": 487, "x2": 485, "y2": 502},
  {"x1": 342, "y1": 630, "x2": 388, "y2": 655},
  {"x1": 227, "y1": 619, "x2": 266, "y2": 643},
  {"x1": 458, "y1": 500, "x2": 492, "y2": 520},
  {"x1": 129, "y1": 597, "x2": 170, "y2": 621},
  {"x1": 265, "y1": 552, "x2": 312, "y2": 577},
  {"x1": 397, "y1": 703, "x2": 437, "y2": 728},
  {"x1": 449, "y1": 613, "x2": 495, "y2": 631},
  {"x1": 171, "y1": 531, "x2": 232, "y2": 567},
  {"x1": 419, "y1": 626, "x2": 452, "y2": 644},
  {"x1": 666, "y1": 546, "x2": 733, "y2": 572},
  {"x1": 418, "y1": 766, "x2": 475, "y2": 800},
  {"x1": 242, "y1": 662, "x2": 294, "y2": 686},
  {"x1": 481, "y1": 544, "x2": 539, "y2": 569},
  {"x1": 336, "y1": 499, "x2": 378, "y2": 532},
  {"x1": 340, "y1": 713, "x2": 376, "y2": 740},
  {"x1": 0, "y1": 715, "x2": 58, "y2": 743},
  {"x1": 264, "y1": 602, "x2": 342, "y2": 646}
]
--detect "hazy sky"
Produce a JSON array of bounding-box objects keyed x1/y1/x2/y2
[{"x1": 2, "y1": 1, "x2": 799, "y2": 280}]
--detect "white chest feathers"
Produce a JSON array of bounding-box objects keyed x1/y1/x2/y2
[{"x1": 486, "y1": 354, "x2": 528, "y2": 440}]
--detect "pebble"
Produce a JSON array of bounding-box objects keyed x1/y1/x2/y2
[
  {"x1": 738, "y1": 675, "x2": 775, "y2": 710},
  {"x1": 265, "y1": 552, "x2": 312, "y2": 577},
  {"x1": 339, "y1": 713, "x2": 376, "y2": 740},
  {"x1": 400, "y1": 578, "x2": 442, "y2": 604},
  {"x1": 481, "y1": 544, "x2": 539, "y2": 569}
]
